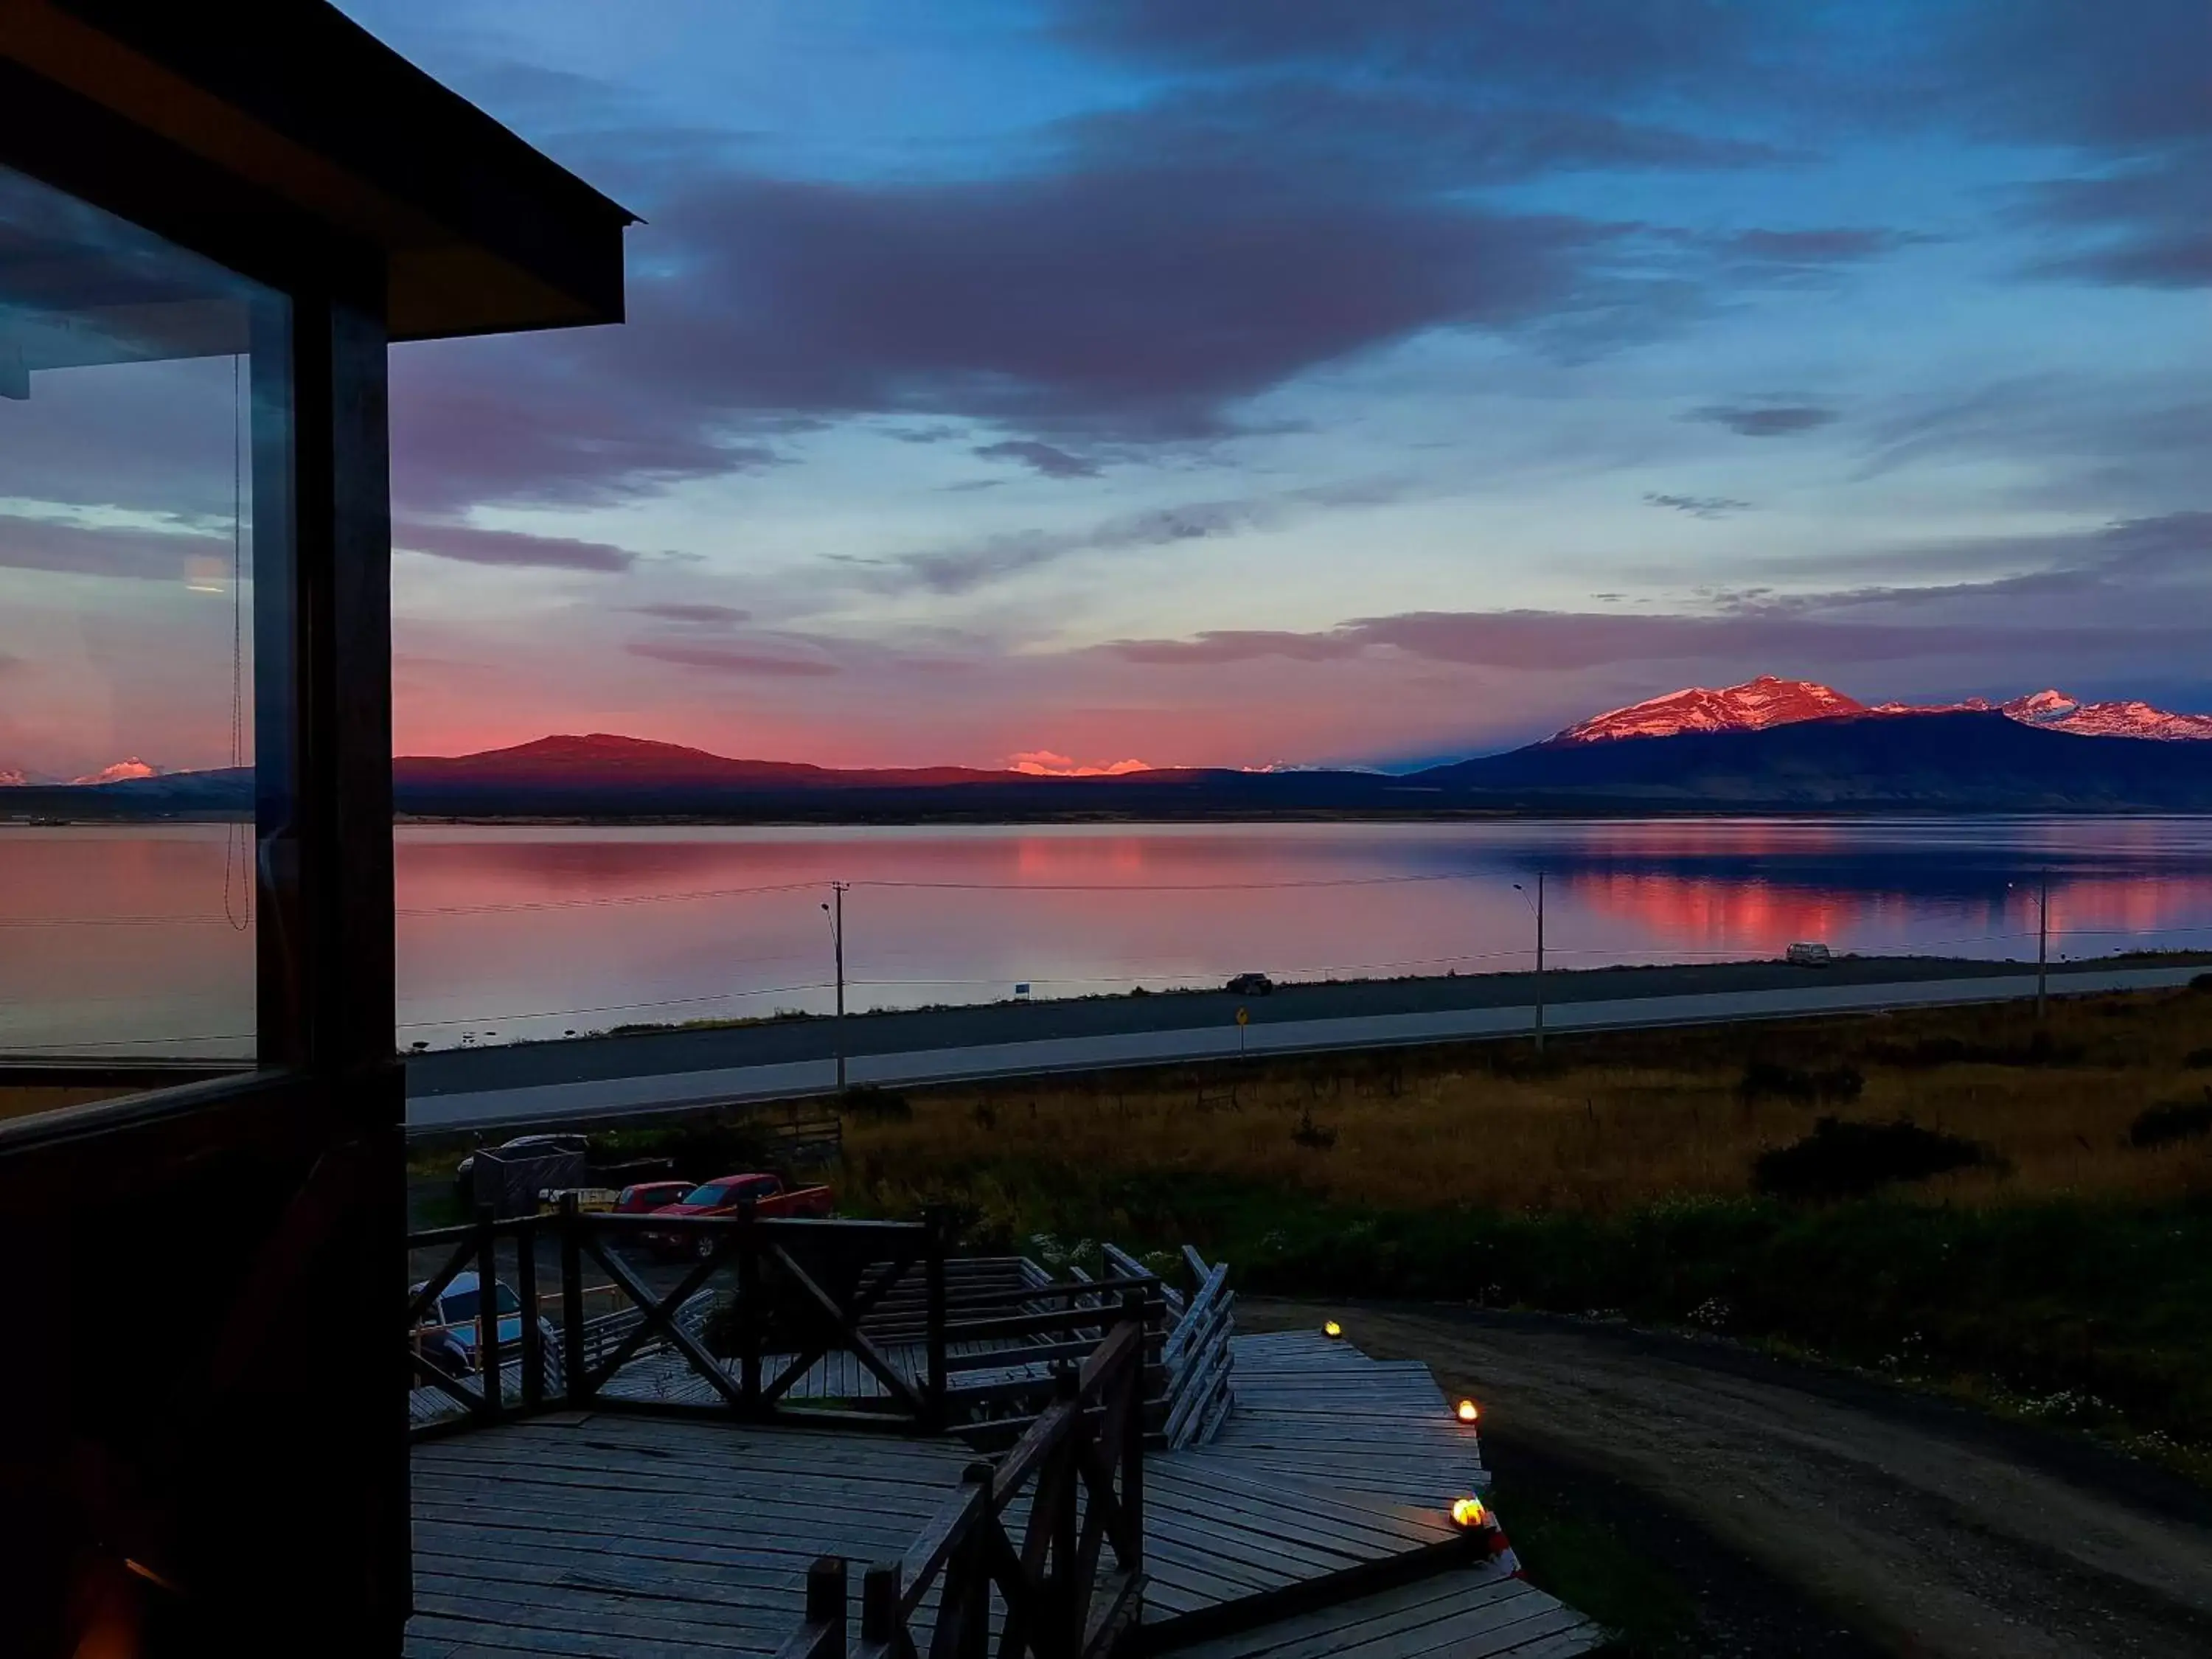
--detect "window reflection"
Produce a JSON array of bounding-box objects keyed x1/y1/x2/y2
[{"x1": 0, "y1": 161, "x2": 285, "y2": 1081}]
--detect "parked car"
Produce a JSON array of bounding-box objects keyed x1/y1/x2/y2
[
  {"x1": 455, "y1": 1133, "x2": 590, "y2": 1203},
  {"x1": 1785, "y1": 942, "x2": 1834, "y2": 967},
  {"x1": 409, "y1": 1271, "x2": 558, "y2": 1380},
  {"x1": 615, "y1": 1179, "x2": 692, "y2": 1214},
  {"x1": 1225, "y1": 973, "x2": 1276, "y2": 996},
  {"x1": 645, "y1": 1173, "x2": 835, "y2": 1258}
]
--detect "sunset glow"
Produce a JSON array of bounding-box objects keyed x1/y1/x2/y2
[{"x1": 5, "y1": 2, "x2": 2209, "y2": 779}]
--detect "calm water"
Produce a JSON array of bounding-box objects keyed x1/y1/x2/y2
[{"x1": 10, "y1": 817, "x2": 2212, "y2": 1058}]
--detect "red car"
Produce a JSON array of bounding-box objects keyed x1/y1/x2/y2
[
  {"x1": 646, "y1": 1173, "x2": 834, "y2": 1258},
  {"x1": 615, "y1": 1180, "x2": 692, "y2": 1214}
]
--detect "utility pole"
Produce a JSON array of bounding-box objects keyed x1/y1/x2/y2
[
  {"x1": 1534, "y1": 870, "x2": 1546, "y2": 1057},
  {"x1": 2037, "y1": 869, "x2": 2049, "y2": 1026},
  {"x1": 1514, "y1": 874, "x2": 1546, "y2": 1057},
  {"x1": 821, "y1": 883, "x2": 848, "y2": 1091}
]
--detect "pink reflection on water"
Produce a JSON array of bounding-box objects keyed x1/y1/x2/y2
[{"x1": 13, "y1": 818, "x2": 2212, "y2": 1057}]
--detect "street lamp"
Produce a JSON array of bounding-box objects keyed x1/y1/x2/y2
[
  {"x1": 1512, "y1": 873, "x2": 1545, "y2": 1057},
  {"x1": 821, "y1": 883, "x2": 848, "y2": 1091}
]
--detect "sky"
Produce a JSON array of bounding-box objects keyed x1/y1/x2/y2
[{"x1": 4, "y1": 1, "x2": 2210, "y2": 776}]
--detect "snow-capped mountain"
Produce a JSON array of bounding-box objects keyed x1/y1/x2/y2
[
  {"x1": 1998, "y1": 692, "x2": 2212, "y2": 741},
  {"x1": 1554, "y1": 678, "x2": 2212, "y2": 745},
  {"x1": 1551, "y1": 676, "x2": 1871, "y2": 743},
  {"x1": 68, "y1": 759, "x2": 159, "y2": 785}
]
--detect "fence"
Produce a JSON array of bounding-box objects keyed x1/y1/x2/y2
[
  {"x1": 775, "y1": 1308, "x2": 1149, "y2": 1659},
  {"x1": 405, "y1": 1202, "x2": 1172, "y2": 1441}
]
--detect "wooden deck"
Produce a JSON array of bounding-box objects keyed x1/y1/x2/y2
[{"x1": 405, "y1": 1331, "x2": 1598, "y2": 1658}]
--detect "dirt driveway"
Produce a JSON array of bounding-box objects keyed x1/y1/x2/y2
[{"x1": 1243, "y1": 1300, "x2": 2212, "y2": 1658}]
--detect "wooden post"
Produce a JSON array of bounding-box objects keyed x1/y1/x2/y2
[
  {"x1": 560, "y1": 1193, "x2": 588, "y2": 1402},
  {"x1": 924, "y1": 1206, "x2": 948, "y2": 1432},
  {"x1": 516, "y1": 1213, "x2": 543, "y2": 1412},
  {"x1": 1121, "y1": 1290, "x2": 1146, "y2": 1572},
  {"x1": 737, "y1": 1197, "x2": 762, "y2": 1413},
  {"x1": 807, "y1": 1556, "x2": 849, "y2": 1659},
  {"x1": 473, "y1": 1201, "x2": 499, "y2": 1425},
  {"x1": 1054, "y1": 1364, "x2": 1080, "y2": 1655},
  {"x1": 956, "y1": 1465, "x2": 994, "y2": 1659},
  {"x1": 860, "y1": 1562, "x2": 901, "y2": 1650}
]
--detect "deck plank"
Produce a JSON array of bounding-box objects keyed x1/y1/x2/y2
[{"x1": 408, "y1": 1328, "x2": 1595, "y2": 1656}]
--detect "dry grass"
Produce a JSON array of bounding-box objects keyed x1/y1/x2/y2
[
  {"x1": 0, "y1": 1082, "x2": 139, "y2": 1124},
  {"x1": 846, "y1": 986, "x2": 2212, "y2": 1215}
]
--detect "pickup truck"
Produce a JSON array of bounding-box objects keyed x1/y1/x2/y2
[{"x1": 644, "y1": 1173, "x2": 834, "y2": 1258}]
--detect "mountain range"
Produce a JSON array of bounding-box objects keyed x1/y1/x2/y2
[
  {"x1": 1556, "y1": 676, "x2": 2212, "y2": 745},
  {"x1": 13, "y1": 678, "x2": 2212, "y2": 818}
]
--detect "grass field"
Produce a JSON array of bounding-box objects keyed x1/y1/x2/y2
[{"x1": 836, "y1": 984, "x2": 2212, "y2": 1474}]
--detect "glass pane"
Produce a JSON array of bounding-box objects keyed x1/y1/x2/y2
[{"x1": 0, "y1": 161, "x2": 285, "y2": 1101}]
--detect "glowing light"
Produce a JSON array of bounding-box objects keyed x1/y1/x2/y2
[
  {"x1": 1451, "y1": 1496, "x2": 1487, "y2": 1528},
  {"x1": 1456, "y1": 1398, "x2": 1480, "y2": 1424},
  {"x1": 1322, "y1": 1319, "x2": 1343, "y2": 1339}
]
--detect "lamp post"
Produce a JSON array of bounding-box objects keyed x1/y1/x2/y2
[
  {"x1": 821, "y1": 883, "x2": 848, "y2": 1091},
  {"x1": 1513, "y1": 873, "x2": 1545, "y2": 1057}
]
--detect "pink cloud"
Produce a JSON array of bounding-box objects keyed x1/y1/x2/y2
[{"x1": 1009, "y1": 749, "x2": 1155, "y2": 776}]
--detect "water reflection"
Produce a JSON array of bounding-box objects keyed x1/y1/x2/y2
[{"x1": 8, "y1": 818, "x2": 2212, "y2": 1057}]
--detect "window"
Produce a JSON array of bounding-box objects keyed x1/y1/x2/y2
[{"x1": 0, "y1": 161, "x2": 288, "y2": 1090}]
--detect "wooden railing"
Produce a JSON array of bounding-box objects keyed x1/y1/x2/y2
[
  {"x1": 779, "y1": 1298, "x2": 1150, "y2": 1659},
  {"x1": 1157, "y1": 1247, "x2": 1234, "y2": 1449},
  {"x1": 406, "y1": 1204, "x2": 1169, "y2": 1442}
]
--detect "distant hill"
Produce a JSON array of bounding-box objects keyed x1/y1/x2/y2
[{"x1": 13, "y1": 708, "x2": 2212, "y2": 821}]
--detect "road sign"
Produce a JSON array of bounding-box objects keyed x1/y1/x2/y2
[{"x1": 1235, "y1": 1006, "x2": 1249, "y2": 1026}]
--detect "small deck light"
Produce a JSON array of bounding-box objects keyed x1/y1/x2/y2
[
  {"x1": 1455, "y1": 1397, "x2": 1480, "y2": 1424},
  {"x1": 1451, "y1": 1496, "x2": 1487, "y2": 1529},
  {"x1": 1323, "y1": 1319, "x2": 1343, "y2": 1339}
]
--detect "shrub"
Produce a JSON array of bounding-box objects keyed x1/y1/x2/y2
[
  {"x1": 1867, "y1": 1032, "x2": 2081, "y2": 1068},
  {"x1": 2129, "y1": 1097, "x2": 2212, "y2": 1150},
  {"x1": 838, "y1": 1085, "x2": 911, "y2": 1123},
  {"x1": 1738, "y1": 1060, "x2": 1864, "y2": 1105},
  {"x1": 1753, "y1": 1116, "x2": 1994, "y2": 1201},
  {"x1": 1290, "y1": 1107, "x2": 1338, "y2": 1151}
]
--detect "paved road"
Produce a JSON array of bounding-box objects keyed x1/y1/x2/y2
[
  {"x1": 406, "y1": 954, "x2": 2208, "y2": 1132},
  {"x1": 1245, "y1": 1301, "x2": 2212, "y2": 1659}
]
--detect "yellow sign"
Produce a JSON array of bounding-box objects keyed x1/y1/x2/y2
[{"x1": 1236, "y1": 1006, "x2": 1250, "y2": 1026}]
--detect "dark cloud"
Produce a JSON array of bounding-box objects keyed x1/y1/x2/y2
[
  {"x1": 394, "y1": 520, "x2": 637, "y2": 573},
  {"x1": 1109, "y1": 605, "x2": 2160, "y2": 675},
  {"x1": 1056, "y1": 1, "x2": 1770, "y2": 94},
  {"x1": 1691, "y1": 403, "x2": 1837, "y2": 437},
  {"x1": 389, "y1": 338, "x2": 785, "y2": 515},
  {"x1": 1854, "y1": 378, "x2": 2212, "y2": 503},
  {"x1": 627, "y1": 602, "x2": 751, "y2": 625},
  {"x1": 626, "y1": 640, "x2": 839, "y2": 677},
  {"x1": 973, "y1": 439, "x2": 1102, "y2": 479},
  {"x1": 1958, "y1": 0, "x2": 2212, "y2": 151},
  {"x1": 0, "y1": 513, "x2": 223, "y2": 582},
  {"x1": 2022, "y1": 150, "x2": 2212, "y2": 288},
  {"x1": 869, "y1": 478, "x2": 1412, "y2": 595},
  {"x1": 1644, "y1": 493, "x2": 1750, "y2": 518},
  {"x1": 1722, "y1": 228, "x2": 1918, "y2": 265},
  {"x1": 1066, "y1": 80, "x2": 1788, "y2": 191}
]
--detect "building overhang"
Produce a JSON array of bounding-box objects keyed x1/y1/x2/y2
[{"x1": 1, "y1": 0, "x2": 632, "y2": 341}]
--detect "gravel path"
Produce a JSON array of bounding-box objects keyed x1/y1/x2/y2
[{"x1": 1243, "y1": 1301, "x2": 2212, "y2": 1658}]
